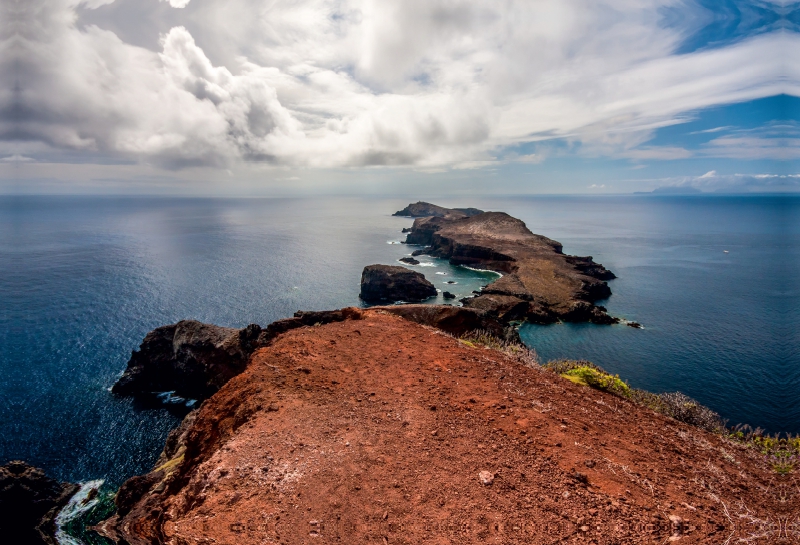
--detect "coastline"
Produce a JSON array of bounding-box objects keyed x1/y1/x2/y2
[
  {"x1": 95, "y1": 309, "x2": 794, "y2": 544},
  {"x1": 8, "y1": 199, "x2": 797, "y2": 544}
]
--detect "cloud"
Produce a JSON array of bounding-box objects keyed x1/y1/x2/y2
[
  {"x1": 702, "y1": 136, "x2": 800, "y2": 160},
  {"x1": 690, "y1": 126, "x2": 733, "y2": 134},
  {"x1": 0, "y1": 154, "x2": 35, "y2": 162},
  {"x1": 697, "y1": 122, "x2": 800, "y2": 160},
  {"x1": 1, "y1": 0, "x2": 798, "y2": 170},
  {"x1": 639, "y1": 171, "x2": 800, "y2": 193},
  {"x1": 162, "y1": 0, "x2": 191, "y2": 7}
]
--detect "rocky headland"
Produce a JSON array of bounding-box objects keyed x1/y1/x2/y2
[
  {"x1": 97, "y1": 310, "x2": 786, "y2": 545},
  {"x1": 400, "y1": 204, "x2": 619, "y2": 324}
]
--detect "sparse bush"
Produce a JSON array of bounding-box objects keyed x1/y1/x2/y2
[
  {"x1": 728, "y1": 425, "x2": 800, "y2": 473},
  {"x1": 544, "y1": 361, "x2": 724, "y2": 433},
  {"x1": 654, "y1": 392, "x2": 725, "y2": 433},
  {"x1": 459, "y1": 330, "x2": 539, "y2": 368}
]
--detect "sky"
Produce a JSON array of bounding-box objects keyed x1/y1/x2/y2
[{"x1": 1, "y1": 0, "x2": 798, "y2": 195}]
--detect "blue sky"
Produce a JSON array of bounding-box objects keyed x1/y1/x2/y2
[{"x1": 1, "y1": 0, "x2": 797, "y2": 195}]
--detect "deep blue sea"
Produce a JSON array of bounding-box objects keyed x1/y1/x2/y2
[{"x1": 1, "y1": 195, "x2": 798, "y2": 487}]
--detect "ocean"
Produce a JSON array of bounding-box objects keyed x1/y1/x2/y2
[{"x1": 1, "y1": 194, "x2": 797, "y2": 488}]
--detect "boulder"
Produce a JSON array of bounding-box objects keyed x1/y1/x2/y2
[
  {"x1": 442, "y1": 291, "x2": 456, "y2": 300},
  {"x1": 360, "y1": 265, "x2": 437, "y2": 303},
  {"x1": 399, "y1": 257, "x2": 420, "y2": 265}
]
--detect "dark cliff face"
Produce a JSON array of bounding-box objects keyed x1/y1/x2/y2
[
  {"x1": 403, "y1": 216, "x2": 449, "y2": 245},
  {"x1": 0, "y1": 461, "x2": 79, "y2": 545},
  {"x1": 111, "y1": 320, "x2": 263, "y2": 401},
  {"x1": 359, "y1": 264, "x2": 438, "y2": 303}
]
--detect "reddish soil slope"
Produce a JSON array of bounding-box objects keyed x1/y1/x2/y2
[{"x1": 102, "y1": 311, "x2": 792, "y2": 544}]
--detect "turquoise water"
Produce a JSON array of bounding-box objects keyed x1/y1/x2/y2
[{"x1": 1, "y1": 195, "x2": 797, "y2": 489}]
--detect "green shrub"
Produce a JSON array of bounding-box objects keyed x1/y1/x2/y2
[
  {"x1": 563, "y1": 366, "x2": 631, "y2": 397},
  {"x1": 543, "y1": 360, "x2": 630, "y2": 397}
]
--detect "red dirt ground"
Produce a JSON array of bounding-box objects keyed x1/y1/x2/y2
[{"x1": 107, "y1": 310, "x2": 795, "y2": 544}]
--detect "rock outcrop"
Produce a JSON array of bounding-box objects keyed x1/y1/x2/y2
[
  {"x1": 372, "y1": 303, "x2": 519, "y2": 342},
  {"x1": 401, "y1": 205, "x2": 618, "y2": 324},
  {"x1": 101, "y1": 312, "x2": 782, "y2": 545},
  {"x1": 360, "y1": 264, "x2": 437, "y2": 303},
  {"x1": 0, "y1": 461, "x2": 78, "y2": 544},
  {"x1": 393, "y1": 201, "x2": 483, "y2": 218},
  {"x1": 111, "y1": 320, "x2": 264, "y2": 401}
]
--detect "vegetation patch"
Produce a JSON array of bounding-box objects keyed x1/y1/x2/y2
[
  {"x1": 459, "y1": 330, "x2": 539, "y2": 367},
  {"x1": 728, "y1": 424, "x2": 800, "y2": 474},
  {"x1": 544, "y1": 359, "x2": 630, "y2": 397}
]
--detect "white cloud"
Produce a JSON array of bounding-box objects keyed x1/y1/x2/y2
[
  {"x1": 701, "y1": 136, "x2": 800, "y2": 160},
  {"x1": 0, "y1": 154, "x2": 35, "y2": 162},
  {"x1": 641, "y1": 172, "x2": 800, "y2": 193},
  {"x1": 1, "y1": 0, "x2": 797, "y2": 170}
]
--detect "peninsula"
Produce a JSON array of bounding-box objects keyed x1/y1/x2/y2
[{"x1": 399, "y1": 203, "x2": 619, "y2": 324}]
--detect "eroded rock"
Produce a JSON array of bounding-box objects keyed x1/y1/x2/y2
[
  {"x1": 112, "y1": 320, "x2": 262, "y2": 401},
  {"x1": 360, "y1": 265, "x2": 437, "y2": 303}
]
